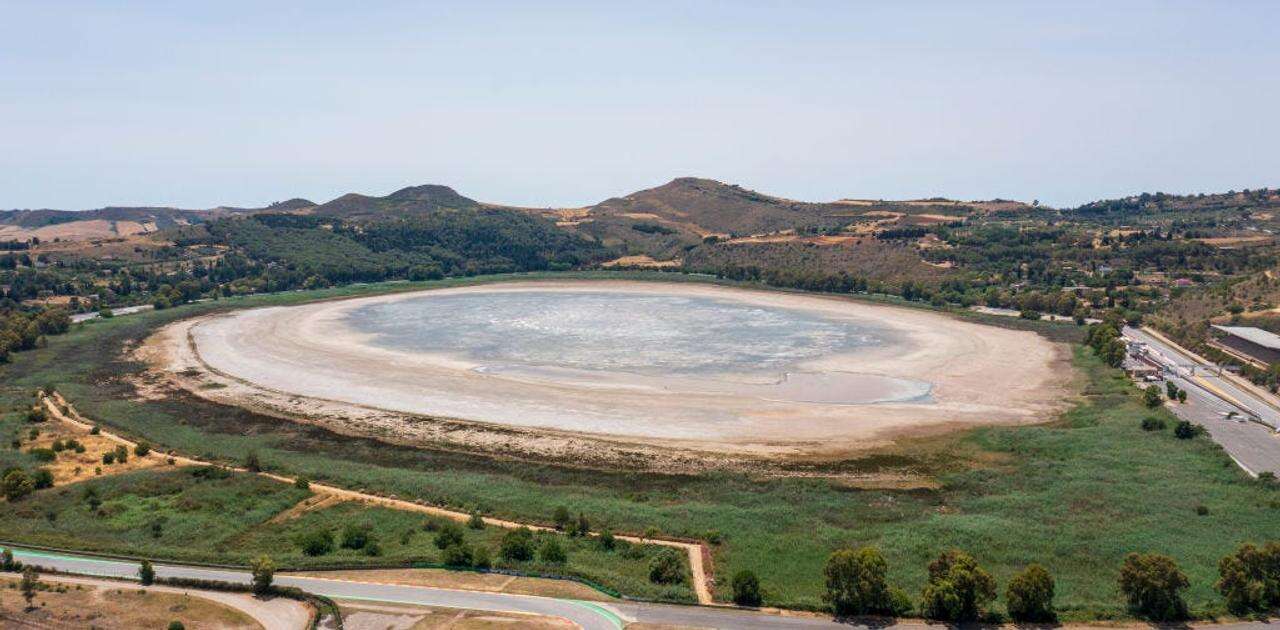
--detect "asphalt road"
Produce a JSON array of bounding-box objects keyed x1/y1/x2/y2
[
  {"x1": 6, "y1": 547, "x2": 852, "y2": 629},
  {"x1": 1124, "y1": 327, "x2": 1280, "y2": 476}
]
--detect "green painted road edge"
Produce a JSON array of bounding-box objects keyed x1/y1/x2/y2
[{"x1": 570, "y1": 600, "x2": 626, "y2": 629}]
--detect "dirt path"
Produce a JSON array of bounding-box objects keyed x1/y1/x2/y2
[
  {"x1": 22, "y1": 573, "x2": 312, "y2": 629},
  {"x1": 39, "y1": 392, "x2": 716, "y2": 605}
]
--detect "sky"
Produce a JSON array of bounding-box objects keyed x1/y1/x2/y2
[{"x1": 2, "y1": 1, "x2": 1278, "y2": 210}]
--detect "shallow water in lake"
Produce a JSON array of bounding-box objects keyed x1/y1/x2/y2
[{"x1": 343, "y1": 290, "x2": 930, "y2": 405}]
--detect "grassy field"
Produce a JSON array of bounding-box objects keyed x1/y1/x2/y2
[
  {"x1": 0, "y1": 466, "x2": 692, "y2": 602},
  {"x1": 3, "y1": 272, "x2": 1279, "y2": 619}
]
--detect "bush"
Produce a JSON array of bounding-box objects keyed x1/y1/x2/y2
[
  {"x1": 434, "y1": 523, "x2": 465, "y2": 550},
  {"x1": 114, "y1": 445, "x2": 128, "y2": 463},
  {"x1": 1195, "y1": 505, "x2": 1209, "y2": 516},
  {"x1": 32, "y1": 468, "x2": 53, "y2": 490},
  {"x1": 648, "y1": 548, "x2": 686, "y2": 585},
  {"x1": 169, "y1": 622, "x2": 185, "y2": 630},
  {"x1": 1143, "y1": 385, "x2": 1163, "y2": 408},
  {"x1": 473, "y1": 545, "x2": 492, "y2": 569},
  {"x1": 363, "y1": 540, "x2": 382, "y2": 557},
  {"x1": 243, "y1": 450, "x2": 261, "y2": 472},
  {"x1": 442, "y1": 543, "x2": 473, "y2": 567},
  {"x1": 1174, "y1": 420, "x2": 1199, "y2": 439},
  {"x1": 823, "y1": 546, "x2": 900, "y2": 617},
  {"x1": 500, "y1": 527, "x2": 535, "y2": 562},
  {"x1": 467, "y1": 513, "x2": 485, "y2": 529},
  {"x1": 251, "y1": 555, "x2": 274, "y2": 595},
  {"x1": 1005, "y1": 563, "x2": 1055, "y2": 622},
  {"x1": 1118, "y1": 552, "x2": 1188, "y2": 621},
  {"x1": 89, "y1": 425, "x2": 100, "y2": 435},
  {"x1": 552, "y1": 505, "x2": 571, "y2": 530},
  {"x1": 732, "y1": 570, "x2": 762, "y2": 607},
  {"x1": 294, "y1": 476, "x2": 310, "y2": 490},
  {"x1": 2, "y1": 469, "x2": 36, "y2": 501},
  {"x1": 573, "y1": 512, "x2": 590, "y2": 537},
  {"x1": 1141, "y1": 416, "x2": 1166, "y2": 431},
  {"x1": 27, "y1": 448, "x2": 55, "y2": 462},
  {"x1": 296, "y1": 529, "x2": 334, "y2": 556},
  {"x1": 134, "y1": 442, "x2": 151, "y2": 457},
  {"x1": 102, "y1": 452, "x2": 115, "y2": 465},
  {"x1": 1216, "y1": 542, "x2": 1280, "y2": 615},
  {"x1": 139, "y1": 559, "x2": 155, "y2": 586},
  {"x1": 539, "y1": 538, "x2": 567, "y2": 564},
  {"x1": 920, "y1": 550, "x2": 996, "y2": 622},
  {"x1": 598, "y1": 529, "x2": 616, "y2": 551},
  {"x1": 341, "y1": 522, "x2": 372, "y2": 550}
]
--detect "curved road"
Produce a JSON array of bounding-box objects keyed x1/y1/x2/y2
[{"x1": 6, "y1": 547, "x2": 847, "y2": 630}]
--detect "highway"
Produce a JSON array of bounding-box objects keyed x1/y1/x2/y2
[
  {"x1": 1124, "y1": 327, "x2": 1280, "y2": 476},
  {"x1": 5, "y1": 546, "x2": 851, "y2": 630}
]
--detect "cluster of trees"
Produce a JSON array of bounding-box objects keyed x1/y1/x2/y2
[
  {"x1": 751, "y1": 543, "x2": 1280, "y2": 622},
  {"x1": 0, "y1": 305, "x2": 70, "y2": 362},
  {"x1": 1085, "y1": 317, "x2": 1129, "y2": 368}
]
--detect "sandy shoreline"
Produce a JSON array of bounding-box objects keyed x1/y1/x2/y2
[{"x1": 141, "y1": 280, "x2": 1072, "y2": 463}]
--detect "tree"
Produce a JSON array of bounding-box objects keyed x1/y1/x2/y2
[
  {"x1": 1, "y1": 548, "x2": 15, "y2": 571},
  {"x1": 732, "y1": 570, "x2": 763, "y2": 607},
  {"x1": 1143, "y1": 385, "x2": 1163, "y2": 408},
  {"x1": 20, "y1": 566, "x2": 38, "y2": 609},
  {"x1": 501, "y1": 527, "x2": 535, "y2": 562},
  {"x1": 1118, "y1": 552, "x2": 1188, "y2": 621},
  {"x1": 2, "y1": 468, "x2": 35, "y2": 501},
  {"x1": 114, "y1": 444, "x2": 128, "y2": 463},
  {"x1": 823, "y1": 547, "x2": 897, "y2": 617},
  {"x1": 251, "y1": 555, "x2": 274, "y2": 595},
  {"x1": 539, "y1": 538, "x2": 567, "y2": 564},
  {"x1": 1216, "y1": 542, "x2": 1280, "y2": 615},
  {"x1": 1166, "y1": 381, "x2": 1179, "y2": 399},
  {"x1": 1177, "y1": 389, "x2": 1187, "y2": 403},
  {"x1": 648, "y1": 548, "x2": 686, "y2": 584},
  {"x1": 1005, "y1": 564, "x2": 1055, "y2": 622},
  {"x1": 552, "y1": 505, "x2": 571, "y2": 530},
  {"x1": 138, "y1": 559, "x2": 155, "y2": 586},
  {"x1": 920, "y1": 550, "x2": 996, "y2": 622}
]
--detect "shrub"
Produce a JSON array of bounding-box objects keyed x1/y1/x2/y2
[
  {"x1": 32, "y1": 468, "x2": 53, "y2": 490},
  {"x1": 2, "y1": 469, "x2": 36, "y2": 501},
  {"x1": 139, "y1": 559, "x2": 155, "y2": 586},
  {"x1": 1, "y1": 548, "x2": 15, "y2": 570},
  {"x1": 1118, "y1": 552, "x2": 1188, "y2": 621},
  {"x1": 1143, "y1": 385, "x2": 1163, "y2": 408},
  {"x1": 598, "y1": 529, "x2": 616, "y2": 551},
  {"x1": 294, "y1": 476, "x2": 310, "y2": 490},
  {"x1": 442, "y1": 543, "x2": 473, "y2": 567},
  {"x1": 539, "y1": 538, "x2": 567, "y2": 564},
  {"x1": 1005, "y1": 563, "x2": 1055, "y2": 622},
  {"x1": 705, "y1": 530, "x2": 724, "y2": 545},
  {"x1": 251, "y1": 555, "x2": 274, "y2": 595},
  {"x1": 648, "y1": 548, "x2": 686, "y2": 584},
  {"x1": 573, "y1": 512, "x2": 590, "y2": 537},
  {"x1": 501, "y1": 527, "x2": 535, "y2": 562},
  {"x1": 920, "y1": 550, "x2": 996, "y2": 622},
  {"x1": 102, "y1": 452, "x2": 115, "y2": 465},
  {"x1": 434, "y1": 523, "x2": 465, "y2": 550},
  {"x1": 341, "y1": 522, "x2": 372, "y2": 550},
  {"x1": 363, "y1": 540, "x2": 382, "y2": 557},
  {"x1": 89, "y1": 425, "x2": 100, "y2": 435},
  {"x1": 27, "y1": 448, "x2": 55, "y2": 462},
  {"x1": 1141, "y1": 416, "x2": 1166, "y2": 431},
  {"x1": 823, "y1": 546, "x2": 900, "y2": 617},
  {"x1": 1174, "y1": 420, "x2": 1199, "y2": 439},
  {"x1": 134, "y1": 442, "x2": 151, "y2": 457},
  {"x1": 1195, "y1": 505, "x2": 1209, "y2": 516},
  {"x1": 296, "y1": 529, "x2": 334, "y2": 556},
  {"x1": 473, "y1": 545, "x2": 492, "y2": 569},
  {"x1": 1216, "y1": 542, "x2": 1280, "y2": 615},
  {"x1": 732, "y1": 570, "x2": 762, "y2": 607},
  {"x1": 169, "y1": 622, "x2": 185, "y2": 630},
  {"x1": 243, "y1": 450, "x2": 261, "y2": 472},
  {"x1": 552, "y1": 505, "x2": 571, "y2": 530},
  {"x1": 467, "y1": 513, "x2": 485, "y2": 529},
  {"x1": 114, "y1": 445, "x2": 128, "y2": 463}
]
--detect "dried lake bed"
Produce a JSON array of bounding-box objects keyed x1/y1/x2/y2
[{"x1": 143, "y1": 281, "x2": 1070, "y2": 461}]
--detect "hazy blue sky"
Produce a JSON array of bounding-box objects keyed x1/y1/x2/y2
[{"x1": 2, "y1": 1, "x2": 1277, "y2": 210}]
